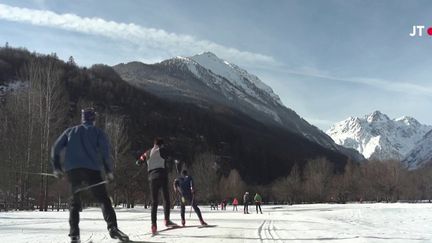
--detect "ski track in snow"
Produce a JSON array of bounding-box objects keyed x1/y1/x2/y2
[
  {"x1": 258, "y1": 220, "x2": 280, "y2": 242},
  {"x1": 257, "y1": 220, "x2": 265, "y2": 242},
  {"x1": 1, "y1": 203, "x2": 432, "y2": 242}
]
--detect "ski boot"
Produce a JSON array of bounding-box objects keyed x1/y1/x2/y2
[
  {"x1": 109, "y1": 226, "x2": 129, "y2": 242},
  {"x1": 165, "y1": 219, "x2": 178, "y2": 228},
  {"x1": 151, "y1": 224, "x2": 157, "y2": 235},
  {"x1": 70, "y1": 235, "x2": 80, "y2": 243},
  {"x1": 200, "y1": 219, "x2": 208, "y2": 226}
]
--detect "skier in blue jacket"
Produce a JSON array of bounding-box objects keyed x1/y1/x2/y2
[
  {"x1": 51, "y1": 108, "x2": 128, "y2": 243},
  {"x1": 173, "y1": 169, "x2": 207, "y2": 227}
]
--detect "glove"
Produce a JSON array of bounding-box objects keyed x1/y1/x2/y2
[
  {"x1": 136, "y1": 159, "x2": 144, "y2": 166},
  {"x1": 106, "y1": 172, "x2": 114, "y2": 183},
  {"x1": 53, "y1": 170, "x2": 64, "y2": 179}
]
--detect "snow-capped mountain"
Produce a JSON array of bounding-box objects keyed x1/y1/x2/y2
[
  {"x1": 114, "y1": 52, "x2": 363, "y2": 161},
  {"x1": 159, "y1": 52, "x2": 283, "y2": 123},
  {"x1": 189, "y1": 52, "x2": 282, "y2": 105},
  {"x1": 327, "y1": 111, "x2": 432, "y2": 161},
  {"x1": 404, "y1": 130, "x2": 432, "y2": 169}
]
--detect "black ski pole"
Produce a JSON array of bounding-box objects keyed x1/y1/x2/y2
[
  {"x1": 131, "y1": 166, "x2": 145, "y2": 179},
  {"x1": 73, "y1": 180, "x2": 108, "y2": 194},
  {"x1": 189, "y1": 193, "x2": 194, "y2": 218}
]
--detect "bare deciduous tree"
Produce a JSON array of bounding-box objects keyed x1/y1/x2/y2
[
  {"x1": 20, "y1": 57, "x2": 68, "y2": 211},
  {"x1": 330, "y1": 161, "x2": 361, "y2": 203},
  {"x1": 272, "y1": 163, "x2": 302, "y2": 204},
  {"x1": 219, "y1": 169, "x2": 246, "y2": 200},
  {"x1": 303, "y1": 158, "x2": 333, "y2": 202},
  {"x1": 190, "y1": 152, "x2": 220, "y2": 201}
]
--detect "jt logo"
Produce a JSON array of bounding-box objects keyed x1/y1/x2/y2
[{"x1": 410, "y1": 25, "x2": 432, "y2": 36}]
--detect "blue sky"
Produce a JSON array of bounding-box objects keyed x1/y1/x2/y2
[{"x1": 1, "y1": 0, "x2": 432, "y2": 130}]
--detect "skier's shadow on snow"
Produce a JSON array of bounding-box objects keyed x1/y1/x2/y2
[
  {"x1": 153, "y1": 224, "x2": 218, "y2": 234},
  {"x1": 156, "y1": 225, "x2": 198, "y2": 233},
  {"x1": 88, "y1": 240, "x2": 162, "y2": 243},
  {"x1": 125, "y1": 240, "x2": 164, "y2": 243}
]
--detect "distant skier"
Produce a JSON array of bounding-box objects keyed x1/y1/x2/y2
[
  {"x1": 210, "y1": 201, "x2": 218, "y2": 210},
  {"x1": 221, "y1": 199, "x2": 227, "y2": 210},
  {"x1": 232, "y1": 197, "x2": 239, "y2": 211},
  {"x1": 254, "y1": 193, "x2": 263, "y2": 214},
  {"x1": 173, "y1": 169, "x2": 207, "y2": 227},
  {"x1": 243, "y1": 192, "x2": 250, "y2": 214},
  {"x1": 51, "y1": 108, "x2": 129, "y2": 243},
  {"x1": 136, "y1": 137, "x2": 177, "y2": 234}
]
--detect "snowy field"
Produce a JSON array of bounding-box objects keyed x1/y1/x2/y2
[{"x1": 1, "y1": 203, "x2": 432, "y2": 243}]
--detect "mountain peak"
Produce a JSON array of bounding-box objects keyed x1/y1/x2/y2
[
  {"x1": 193, "y1": 51, "x2": 219, "y2": 59},
  {"x1": 395, "y1": 116, "x2": 421, "y2": 126},
  {"x1": 366, "y1": 110, "x2": 389, "y2": 123},
  {"x1": 181, "y1": 52, "x2": 283, "y2": 106},
  {"x1": 189, "y1": 51, "x2": 229, "y2": 67},
  {"x1": 328, "y1": 111, "x2": 432, "y2": 161},
  {"x1": 189, "y1": 52, "x2": 228, "y2": 65},
  {"x1": 158, "y1": 52, "x2": 284, "y2": 108}
]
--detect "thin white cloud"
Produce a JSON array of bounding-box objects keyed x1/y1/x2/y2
[
  {"x1": 280, "y1": 68, "x2": 432, "y2": 96},
  {"x1": 0, "y1": 3, "x2": 276, "y2": 65}
]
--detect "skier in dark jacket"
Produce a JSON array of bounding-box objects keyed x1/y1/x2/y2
[
  {"x1": 243, "y1": 192, "x2": 250, "y2": 214},
  {"x1": 210, "y1": 201, "x2": 219, "y2": 210},
  {"x1": 173, "y1": 169, "x2": 207, "y2": 226},
  {"x1": 136, "y1": 137, "x2": 177, "y2": 234},
  {"x1": 51, "y1": 108, "x2": 128, "y2": 243},
  {"x1": 221, "y1": 199, "x2": 227, "y2": 210}
]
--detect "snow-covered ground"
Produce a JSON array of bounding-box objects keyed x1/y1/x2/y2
[{"x1": 1, "y1": 203, "x2": 432, "y2": 243}]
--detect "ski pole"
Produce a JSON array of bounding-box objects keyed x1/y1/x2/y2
[
  {"x1": 189, "y1": 193, "x2": 194, "y2": 218},
  {"x1": 5, "y1": 170, "x2": 57, "y2": 177},
  {"x1": 175, "y1": 160, "x2": 181, "y2": 174},
  {"x1": 30, "y1": 172, "x2": 57, "y2": 177},
  {"x1": 73, "y1": 180, "x2": 108, "y2": 194},
  {"x1": 131, "y1": 166, "x2": 145, "y2": 179}
]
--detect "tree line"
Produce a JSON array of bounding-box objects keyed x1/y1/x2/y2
[
  {"x1": 271, "y1": 158, "x2": 432, "y2": 204},
  {"x1": 182, "y1": 156, "x2": 432, "y2": 205}
]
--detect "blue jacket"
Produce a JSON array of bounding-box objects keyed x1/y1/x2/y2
[
  {"x1": 174, "y1": 176, "x2": 194, "y2": 197},
  {"x1": 51, "y1": 122, "x2": 112, "y2": 173}
]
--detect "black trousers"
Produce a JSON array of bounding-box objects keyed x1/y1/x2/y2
[
  {"x1": 244, "y1": 203, "x2": 249, "y2": 214},
  {"x1": 256, "y1": 202, "x2": 262, "y2": 213},
  {"x1": 67, "y1": 169, "x2": 117, "y2": 237},
  {"x1": 150, "y1": 177, "x2": 170, "y2": 225},
  {"x1": 180, "y1": 194, "x2": 203, "y2": 221}
]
